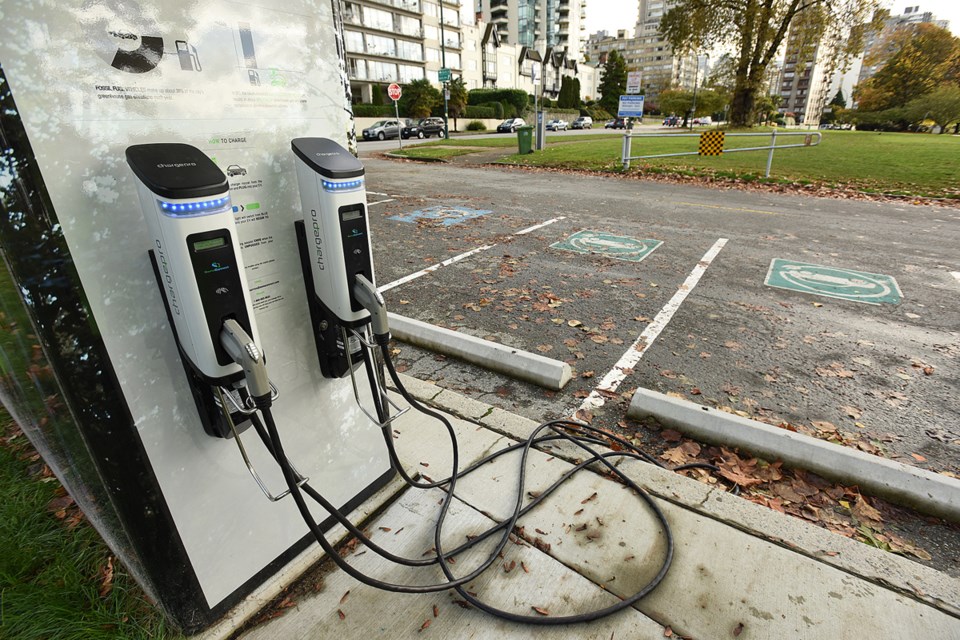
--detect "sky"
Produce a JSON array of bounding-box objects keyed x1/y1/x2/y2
[{"x1": 582, "y1": 0, "x2": 960, "y2": 39}]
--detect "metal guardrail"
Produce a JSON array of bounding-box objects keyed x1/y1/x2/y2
[{"x1": 621, "y1": 129, "x2": 822, "y2": 177}]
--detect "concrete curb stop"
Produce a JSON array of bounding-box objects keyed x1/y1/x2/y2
[
  {"x1": 383, "y1": 152, "x2": 446, "y2": 163},
  {"x1": 387, "y1": 312, "x2": 572, "y2": 391},
  {"x1": 627, "y1": 387, "x2": 960, "y2": 522}
]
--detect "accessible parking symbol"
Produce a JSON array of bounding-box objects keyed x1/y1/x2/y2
[
  {"x1": 551, "y1": 230, "x2": 662, "y2": 263},
  {"x1": 765, "y1": 259, "x2": 902, "y2": 305}
]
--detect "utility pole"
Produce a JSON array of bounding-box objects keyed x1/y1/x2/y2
[{"x1": 438, "y1": 0, "x2": 450, "y2": 139}]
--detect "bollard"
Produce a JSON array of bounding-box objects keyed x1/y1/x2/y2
[{"x1": 622, "y1": 130, "x2": 632, "y2": 170}]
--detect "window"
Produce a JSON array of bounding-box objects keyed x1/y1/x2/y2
[
  {"x1": 368, "y1": 60, "x2": 397, "y2": 81},
  {"x1": 344, "y1": 30, "x2": 364, "y2": 52},
  {"x1": 396, "y1": 15, "x2": 421, "y2": 37},
  {"x1": 423, "y1": 1, "x2": 438, "y2": 17},
  {"x1": 426, "y1": 47, "x2": 441, "y2": 62},
  {"x1": 444, "y1": 32, "x2": 460, "y2": 48},
  {"x1": 397, "y1": 40, "x2": 423, "y2": 61},
  {"x1": 399, "y1": 64, "x2": 423, "y2": 83},
  {"x1": 446, "y1": 51, "x2": 461, "y2": 68},
  {"x1": 363, "y1": 6, "x2": 393, "y2": 31},
  {"x1": 366, "y1": 35, "x2": 396, "y2": 56},
  {"x1": 343, "y1": 2, "x2": 361, "y2": 24},
  {"x1": 347, "y1": 57, "x2": 367, "y2": 79}
]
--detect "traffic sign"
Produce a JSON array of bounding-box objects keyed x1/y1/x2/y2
[
  {"x1": 764, "y1": 259, "x2": 902, "y2": 305},
  {"x1": 551, "y1": 230, "x2": 662, "y2": 263},
  {"x1": 626, "y1": 71, "x2": 642, "y2": 94},
  {"x1": 438, "y1": 67, "x2": 451, "y2": 82},
  {"x1": 387, "y1": 83, "x2": 402, "y2": 101},
  {"x1": 618, "y1": 95, "x2": 644, "y2": 117}
]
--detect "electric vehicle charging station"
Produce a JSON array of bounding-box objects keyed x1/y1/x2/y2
[{"x1": 0, "y1": 1, "x2": 395, "y2": 632}]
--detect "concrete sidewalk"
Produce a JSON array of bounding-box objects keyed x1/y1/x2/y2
[{"x1": 232, "y1": 377, "x2": 959, "y2": 639}]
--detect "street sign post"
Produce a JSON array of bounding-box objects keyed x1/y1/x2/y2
[
  {"x1": 438, "y1": 67, "x2": 451, "y2": 82},
  {"x1": 388, "y1": 83, "x2": 403, "y2": 149},
  {"x1": 618, "y1": 95, "x2": 645, "y2": 118},
  {"x1": 626, "y1": 71, "x2": 642, "y2": 95}
]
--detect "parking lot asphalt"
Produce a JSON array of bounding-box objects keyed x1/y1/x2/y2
[{"x1": 362, "y1": 155, "x2": 959, "y2": 474}]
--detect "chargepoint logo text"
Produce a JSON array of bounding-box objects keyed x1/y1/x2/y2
[
  {"x1": 155, "y1": 239, "x2": 180, "y2": 315},
  {"x1": 310, "y1": 210, "x2": 325, "y2": 271}
]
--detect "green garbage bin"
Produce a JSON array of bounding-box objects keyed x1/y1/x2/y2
[{"x1": 516, "y1": 125, "x2": 534, "y2": 154}]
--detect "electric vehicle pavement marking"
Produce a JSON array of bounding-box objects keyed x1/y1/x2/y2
[
  {"x1": 377, "y1": 217, "x2": 566, "y2": 293},
  {"x1": 764, "y1": 259, "x2": 902, "y2": 305},
  {"x1": 579, "y1": 238, "x2": 729, "y2": 412}
]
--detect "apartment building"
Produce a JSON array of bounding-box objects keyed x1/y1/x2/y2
[
  {"x1": 778, "y1": 18, "x2": 836, "y2": 126},
  {"x1": 583, "y1": 0, "x2": 696, "y2": 107},
  {"x1": 343, "y1": 0, "x2": 463, "y2": 102},
  {"x1": 477, "y1": 0, "x2": 586, "y2": 62}
]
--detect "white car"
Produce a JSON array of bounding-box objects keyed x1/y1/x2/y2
[{"x1": 546, "y1": 119, "x2": 568, "y2": 131}]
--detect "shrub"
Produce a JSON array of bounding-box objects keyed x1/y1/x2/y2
[
  {"x1": 464, "y1": 105, "x2": 495, "y2": 118},
  {"x1": 353, "y1": 104, "x2": 395, "y2": 117},
  {"x1": 467, "y1": 89, "x2": 527, "y2": 116},
  {"x1": 479, "y1": 101, "x2": 504, "y2": 119},
  {"x1": 466, "y1": 120, "x2": 486, "y2": 131}
]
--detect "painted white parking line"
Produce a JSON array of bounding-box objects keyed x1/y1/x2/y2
[
  {"x1": 378, "y1": 216, "x2": 566, "y2": 293},
  {"x1": 952, "y1": 271, "x2": 960, "y2": 283},
  {"x1": 367, "y1": 199, "x2": 395, "y2": 206},
  {"x1": 578, "y1": 238, "x2": 729, "y2": 413},
  {"x1": 367, "y1": 191, "x2": 389, "y2": 197},
  {"x1": 378, "y1": 245, "x2": 495, "y2": 293},
  {"x1": 514, "y1": 216, "x2": 565, "y2": 235},
  {"x1": 676, "y1": 201, "x2": 777, "y2": 216}
]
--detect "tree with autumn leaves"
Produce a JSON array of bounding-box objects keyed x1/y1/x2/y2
[
  {"x1": 660, "y1": 0, "x2": 885, "y2": 126},
  {"x1": 855, "y1": 23, "x2": 960, "y2": 132}
]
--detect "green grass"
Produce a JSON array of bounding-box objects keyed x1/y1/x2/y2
[
  {"x1": 425, "y1": 132, "x2": 618, "y2": 148},
  {"x1": 390, "y1": 146, "x2": 484, "y2": 159},
  {"x1": 492, "y1": 129, "x2": 960, "y2": 197},
  {"x1": 0, "y1": 414, "x2": 174, "y2": 640},
  {"x1": 0, "y1": 259, "x2": 173, "y2": 639}
]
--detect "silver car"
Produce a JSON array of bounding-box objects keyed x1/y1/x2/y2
[{"x1": 362, "y1": 119, "x2": 401, "y2": 141}]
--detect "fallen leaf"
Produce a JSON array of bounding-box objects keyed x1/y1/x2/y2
[
  {"x1": 568, "y1": 319, "x2": 583, "y2": 327},
  {"x1": 852, "y1": 496, "x2": 883, "y2": 527},
  {"x1": 923, "y1": 366, "x2": 934, "y2": 376},
  {"x1": 99, "y1": 556, "x2": 115, "y2": 598},
  {"x1": 581, "y1": 370, "x2": 595, "y2": 378},
  {"x1": 910, "y1": 453, "x2": 926, "y2": 462},
  {"x1": 340, "y1": 590, "x2": 350, "y2": 605},
  {"x1": 841, "y1": 406, "x2": 862, "y2": 420},
  {"x1": 661, "y1": 429, "x2": 683, "y2": 442},
  {"x1": 338, "y1": 609, "x2": 346, "y2": 620},
  {"x1": 532, "y1": 606, "x2": 550, "y2": 616},
  {"x1": 537, "y1": 344, "x2": 553, "y2": 352},
  {"x1": 580, "y1": 492, "x2": 598, "y2": 504},
  {"x1": 660, "y1": 370, "x2": 677, "y2": 379},
  {"x1": 734, "y1": 622, "x2": 745, "y2": 636},
  {"x1": 419, "y1": 619, "x2": 431, "y2": 632}
]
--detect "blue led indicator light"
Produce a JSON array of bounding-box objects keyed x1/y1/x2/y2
[{"x1": 159, "y1": 196, "x2": 232, "y2": 216}]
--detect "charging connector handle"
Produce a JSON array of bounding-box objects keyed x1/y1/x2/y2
[
  {"x1": 220, "y1": 319, "x2": 271, "y2": 404},
  {"x1": 353, "y1": 274, "x2": 389, "y2": 341}
]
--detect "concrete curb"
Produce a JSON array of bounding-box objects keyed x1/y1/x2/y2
[
  {"x1": 388, "y1": 312, "x2": 572, "y2": 390},
  {"x1": 383, "y1": 152, "x2": 446, "y2": 163},
  {"x1": 627, "y1": 387, "x2": 960, "y2": 522}
]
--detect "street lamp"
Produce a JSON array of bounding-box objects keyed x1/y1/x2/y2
[
  {"x1": 689, "y1": 53, "x2": 708, "y2": 129},
  {"x1": 438, "y1": 0, "x2": 450, "y2": 138}
]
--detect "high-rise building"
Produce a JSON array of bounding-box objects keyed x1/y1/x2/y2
[
  {"x1": 857, "y1": 5, "x2": 949, "y2": 87},
  {"x1": 778, "y1": 18, "x2": 836, "y2": 126},
  {"x1": 478, "y1": 0, "x2": 586, "y2": 61},
  {"x1": 582, "y1": 0, "x2": 696, "y2": 107}
]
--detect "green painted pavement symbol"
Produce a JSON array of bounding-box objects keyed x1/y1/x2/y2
[
  {"x1": 551, "y1": 230, "x2": 662, "y2": 263},
  {"x1": 765, "y1": 259, "x2": 902, "y2": 305}
]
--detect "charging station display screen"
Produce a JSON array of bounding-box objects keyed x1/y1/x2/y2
[
  {"x1": 193, "y1": 237, "x2": 227, "y2": 252},
  {"x1": 341, "y1": 209, "x2": 362, "y2": 222}
]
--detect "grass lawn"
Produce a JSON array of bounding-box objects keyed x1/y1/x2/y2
[
  {"x1": 427, "y1": 132, "x2": 618, "y2": 148},
  {"x1": 390, "y1": 146, "x2": 484, "y2": 159},
  {"x1": 495, "y1": 129, "x2": 960, "y2": 197}
]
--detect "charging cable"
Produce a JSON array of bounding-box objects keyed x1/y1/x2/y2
[{"x1": 220, "y1": 281, "x2": 723, "y2": 624}]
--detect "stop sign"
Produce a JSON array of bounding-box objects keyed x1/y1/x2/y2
[{"x1": 387, "y1": 83, "x2": 402, "y2": 101}]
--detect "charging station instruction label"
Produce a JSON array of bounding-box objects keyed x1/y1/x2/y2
[{"x1": 0, "y1": 0, "x2": 390, "y2": 608}]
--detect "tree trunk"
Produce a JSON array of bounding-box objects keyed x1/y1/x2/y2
[{"x1": 729, "y1": 85, "x2": 757, "y2": 127}]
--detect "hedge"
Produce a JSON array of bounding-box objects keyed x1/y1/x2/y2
[
  {"x1": 464, "y1": 105, "x2": 495, "y2": 119},
  {"x1": 353, "y1": 104, "x2": 395, "y2": 117},
  {"x1": 467, "y1": 89, "x2": 527, "y2": 117}
]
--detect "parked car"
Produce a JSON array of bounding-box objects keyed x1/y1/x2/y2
[
  {"x1": 692, "y1": 116, "x2": 713, "y2": 126},
  {"x1": 225, "y1": 164, "x2": 247, "y2": 177},
  {"x1": 496, "y1": 118, "x2": 526, "y2": 133},
  {"x1": 571, "y1": 116, "x2": 593, "y2": 129},
  {"x1": 361, "y1": 119, "x2": 400, "y2": 140},
  {"x1": 546, "y1": 119, "x2": 568, "y2": 131},
  {"x1": 401, "y1": 117, "x2": 446, "y2": 139},
  {"x1": 662, "y1": 115, "x2": 680, "y2": 126},
  {"x1": 604, "y1": 118, "x2": 627, "y2": 129}
]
